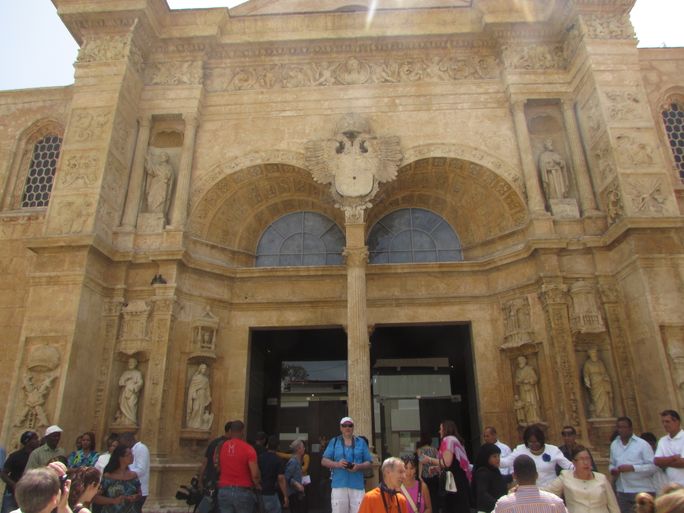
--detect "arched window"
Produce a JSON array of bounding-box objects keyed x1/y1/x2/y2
[
  {"x1": 367, "y1": 208, "x2": 463, "y2": 264},
  {"x1": 256, "y1": 212, "x2": 345, "y2": 267},
  {"x1": 20, "y1": 134, "x2": 62, "y2": 208},
  {"x1": 662, "y1": 102, "x2": 684, "y2": 181}
]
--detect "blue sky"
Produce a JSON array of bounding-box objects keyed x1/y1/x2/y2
[{"x1": 0, "y1": 0, "x2": 682, "y2": 92}]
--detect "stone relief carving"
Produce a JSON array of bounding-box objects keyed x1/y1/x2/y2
[
  {"x1": 144, "y1": 150, "x2": 175, "y2": 218},
  {"x1": 15, "y1": 345, "x2": 61, "y2": 429},
  {"x1": 583, "y1": 13, "x2": 635, "y2": 40},
  {"x1": 604, "y1": 90, "x2": 643, "y2": 121},
  {"x1": 569, "y1": 281, "x2": 605, "y2": 333},
  {"x1": 583, "y1": 348, "x2": 615, "y2": 418},
  {"x1": 186, "y1": 363, "x2": 213, "y2": 430},
  {"x1": 615, "y1": 135, "x2": 654, "y2": 167},
  {"x1": 59, "y1": 153, "x2": 100, "y2": 188},
  {"x1": 206, "y1": 54, "x2": 499, "y2": 92},
  {"x1": 71, "y1": 110, "x2": 111, "y2": 143},
  {"x1": 562, "y1": 22, "x2": 582, "y2": 64},
  {"x1": 592, "y1": 135, "x2": 616, "y2": 186},
  {"x1": 78, "y1": 35, "x2": 130, "y2": 63},
  {"x1": 514, "y1": 355, "x2": 542, "y2": 425},
  {"x1": 113, "y1": 357, "x2": 144, "y2": 426},
  {"x1": 191, "y1": 307, "x2": 219, "y2": 355},
  {"x1": 111, "y1": 116, "x2": 131, "y2": 158},
  {"x1": 627, "y1": 178, "x2": 667, "y2": 214},
  {"x1": 663, "y1": 328, "x2": 684, "y2": 406},
  {"x1": 51, "y1": 198, "x2": 95, "y2": 234},
  {"x1": 305, "y1": 113, "x2": 402, "y2": 219},
  {"x1": 582, "y1": 94, "x2": 604, "y2": 143},
  {"x1": 538, "y1": 139, "x2": 569, "y2": 201},
  {"x1": 604, "y1": 179, "x2": 624, "y2": 225},
  {"x1": 501, "y1": 43, "x2": 565, "y2": 71},
  {"x1": 146, "y1": 61, "x2": 204, "y2": 86},
  {"x1": 119, "y1": 300, "x2": 151, "y2": 355},
  {"x1": 501, "y1": 297, "x2": 534, "y2": 349}
]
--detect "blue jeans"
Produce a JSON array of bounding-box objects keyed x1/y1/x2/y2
[
  {"x1": 218, "y1": 486, "x2": 256, "y2": 513},
  {"x1": 261, "y1": 494, "x2": 281, "y2": 513},
  {"x1": 1, "y1": 492, "x2": 17, "y2": 513}
]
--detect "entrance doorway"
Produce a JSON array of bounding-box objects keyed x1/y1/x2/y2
[
  {"x1": 248, "y1": 327, "x2": 348, "y2": 511},
  {"x1": 370, "y1": 324, "x2": 479, "y2": 459}
]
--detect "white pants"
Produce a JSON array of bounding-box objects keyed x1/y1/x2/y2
[{"x1": 331, "y1": 487, "x2": 365, "y2": 513}]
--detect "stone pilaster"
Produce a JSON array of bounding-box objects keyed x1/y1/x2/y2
[
  {"x1": 121, "y1": 116, "x2": 151, "y2": 229},
  {"x1": 510, "y1": 100, "x2": 547, "y2": 216},
  {"x1": 343, "y1": 220, "x2": 372, "y2": 441},
  {"x1": 170, "y1": 114, "x2": 199, "y2": 229},
  {"x1": 538, "y1": 282, "x2": 587, "y2": 438},
  {"x1": 561, "y1": 100, "x2": 600, "y2": 215}
]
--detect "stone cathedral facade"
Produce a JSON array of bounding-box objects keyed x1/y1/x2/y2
[{"x1": 1, "y1": 0, "x2": 684, "y2": 503}]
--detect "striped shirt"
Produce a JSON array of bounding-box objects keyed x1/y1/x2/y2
[{"x1": 494, "y1": 485, "x2": 568, "y2": 513}]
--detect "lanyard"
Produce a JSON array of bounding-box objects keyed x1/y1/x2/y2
[{"x1": 379, "y1": 485, "x2": 400, "y2": 513}]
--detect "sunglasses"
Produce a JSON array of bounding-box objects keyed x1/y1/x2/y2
[{"x1": 341, "y1": 423, "x2": 354, "y2": 428}]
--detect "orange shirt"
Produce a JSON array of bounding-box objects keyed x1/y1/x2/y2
[{"x1": 358, "y1": 487, "x2": 408, "y2": 513}]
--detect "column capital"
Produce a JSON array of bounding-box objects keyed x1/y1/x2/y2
[
  {"x1": 138, "y1": 114, "x2": 152, "y2": 127},
  {"x1": 343, "y1": 246, "x2": 369, "y2": 267}
]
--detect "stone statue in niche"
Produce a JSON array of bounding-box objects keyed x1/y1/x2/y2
[
  {"x1": 513, "y1": 395, "x2": 527, "y2": 426},
  {"x1": 186, "y1": 363, "x2": 213, "y2": 430},
  {"x1": 583, "y1": 348, "x2": 614, "y2": 418},
  {"x1": 514, "y1": 355, "x2": 542, "y2": 424},
  {"x1": 144, "y1": 150, "x2": 175, "y2": 217},
  {"x1": 538, "y1": 139, "x2": 569, "y2": 201},
  {"x1": 113, "y1": 357, "x2": 144, "y2": 426}
]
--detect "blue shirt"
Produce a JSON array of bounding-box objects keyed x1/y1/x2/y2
[
  {"x1": 322, "y1": 436, "x2": 371, "y2": 490},
  {"x1": 609, "y1": 434, "x2": 656, "y2": 493}
]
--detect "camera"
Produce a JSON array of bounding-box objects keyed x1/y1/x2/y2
[
  {"x1": 344, "y1": 462, "x2": 355, "y2": 470},
  {"x1": 59, "y1": 475, "x2": 68, "y2": 493},
  {"x1": 175, "y1": 476, "x2": 202, "y2": 506}
]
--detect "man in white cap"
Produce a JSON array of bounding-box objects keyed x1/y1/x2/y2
[
  {"x1": 26, "y1": 426, "x2": 65, "y2": 470},
  {"x1": 321, "y1": 417, "x2": 372, "y2": 513}
]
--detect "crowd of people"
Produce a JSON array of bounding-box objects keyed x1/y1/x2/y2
[{"x1": 5, "y1": 409, "x2": 684, "y2": 513}]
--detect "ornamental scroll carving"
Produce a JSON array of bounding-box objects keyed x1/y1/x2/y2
[
  {"x1": 15, "y1": 345, "x2": 61, "y2": 430},
  {"x1": 501, "y1": 44, "x2": 565, "y2": 71},
  {"x1": 146, "y1": 61, "x2": 204, "y2": 86},
  {"x1": 206, "y1": 54, "x2": 499, "y2": 92},
  {"x1": 583, "y1": 14, "x2": 635, "y2": 40}
]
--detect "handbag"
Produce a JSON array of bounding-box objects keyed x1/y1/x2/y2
[{"x1": 439, "y1": 456, "x2": 458, "y2": 495}]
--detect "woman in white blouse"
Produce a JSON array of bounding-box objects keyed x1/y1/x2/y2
[
  {"x1": 500, "y1": 425, "x2": 573, "y2": 487},
  {"x1": 545, "y1": 445, "x2": 620, "y2": 513}
]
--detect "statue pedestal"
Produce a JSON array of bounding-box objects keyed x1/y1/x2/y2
[
  {"x1": 137, "y1": 213, "x2": 165, "y2": 233},
  {"x1": 180, "y1": 428, "x2": 211, "y2": 441},
  {"x1": 550, "y1": 199, "x2": 580, "y2": 219},
  {"x1": 587, "y1": 417, "x2": 617, "y2": 453}
]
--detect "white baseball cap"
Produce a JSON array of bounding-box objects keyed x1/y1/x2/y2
[
  {"x1": 45, "y1": 425, "x2": 63, "y2": 437},
  {"x1": 340, "y1": 417, "x2": 354, "y2": 425}
]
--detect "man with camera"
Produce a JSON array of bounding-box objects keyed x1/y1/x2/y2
[{"x1": 321, "y1": 417, "x2": 372, "y2": 513}]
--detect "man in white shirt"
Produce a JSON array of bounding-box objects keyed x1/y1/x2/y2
[
  {"x1": 483, "y1": 426, "x2": 512, "y2": 475},
  {"x1": 654, "y1": 409, "x2": 684, "y2": 487},
  {"x1": 120, "y1": 432, "x2": 150, "y2": 513},
  {"x1": 610, "y1": 416, "x2": 656, "y2": 513}
]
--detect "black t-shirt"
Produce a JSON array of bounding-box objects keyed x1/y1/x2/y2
[
  {"x1": 258, "y1": 451, "x2": 285, "y2": 495},
  {"x1": 202, "y1": 436, "x2": 226, "y2": 488},
  {"x1": 3, "y1": 449, "x2": 30, "y2": 495}
]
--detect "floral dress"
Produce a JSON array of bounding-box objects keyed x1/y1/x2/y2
[
  {"x1": 68, "y1": 450, "x2": 99, "y2": 468},
  {"x1": 99, "y1": 476, "x2": 141, "y2": 513}
]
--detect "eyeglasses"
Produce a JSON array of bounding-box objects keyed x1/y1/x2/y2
[{"x1": 341, "y1": 423, "x2": 354, "y2": 428}]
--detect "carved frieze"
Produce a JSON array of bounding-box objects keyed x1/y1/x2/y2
[
  {"x1": 146, "y1": 61, "x2": 204, "y2": 86},
  {"x1": 582, "y1": 13, "x2": 635, "y2": 40},
  {"x1": 206, "y1": 54, "x2": 499, "y2": 92},
  {"x1": 78, "y1": 35, "x2": 130, "y2": 63},
  {"x1": 603, "y1": 178, "x2": 624, "y2": 225},
  {"x1": 70, "y1": 110, "x2": 112, "y2": 143},
  {"x1": 501, "y1": 43, "x2": 566, "y2": 71},
  {"x1": 59, "y1": 152, "x2": 100, "y2": 188}
]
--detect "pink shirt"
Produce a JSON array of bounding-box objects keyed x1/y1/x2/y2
[{"x1": 401, "y1": 481, "x2": 426, "y2": 513}]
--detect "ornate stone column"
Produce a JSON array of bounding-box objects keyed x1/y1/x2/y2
[
  {"x1": 561, "y1": 100, "x2": 600, "y2": 215},
  {"x1": 121, "y1": 116, "x2": 151, "y2": 229},
  {"x1": 511, "y1": 100, "x2": 547, "y2": 216},
  {"x1": 93, "y1": 298, "x2": 124, "y2": 437},
  {"x1": 170, "y1": 113, "x2": 199, "y2": 229},
  {"x1": 344, "y1": 215, "x2": 372, "y2": 439},
  {"x1": 305, "y1": 114, "x2": 402, "y2": 442}
]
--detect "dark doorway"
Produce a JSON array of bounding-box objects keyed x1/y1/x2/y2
[
  {"x1": 370, "y1": 324, "x2": 479, "y2": 459},
  {"x1": 247, "y1": 327, "x2": 348, "y2": 512}
]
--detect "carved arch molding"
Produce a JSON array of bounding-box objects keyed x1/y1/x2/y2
[{"x1": 188, "y1": 150, "x2": 527, "y2": 264}]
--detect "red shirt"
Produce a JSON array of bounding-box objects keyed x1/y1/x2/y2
[{"x1": 217, "y1": 438, "x2": 257, "y2": 488}]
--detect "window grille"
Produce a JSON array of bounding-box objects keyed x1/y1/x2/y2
[
  {"x1": 662, "y1": 103, "x2": 684, "y2": 182},
  {"x1": 20, "y1": 134, "x2": 62, "y2": 208}
]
